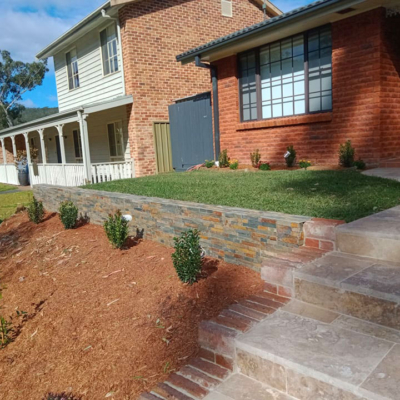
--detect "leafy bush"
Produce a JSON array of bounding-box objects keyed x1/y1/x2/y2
[
  {"x1": 43, "y1": 393, "x2": 81, "y2": 400},
  {"x1": 59, "y1": 201, "x2": 78, "y2": 230},
  {"x1": 204, "y1": 160, "x2": 215, "y2": 169},
  {"x1": 285, "y1": 145, "x2": 296, "y2": 167},
  {"x1": 299, "y1": 160, "x2": 312, "y2": 170},
  {"x1": 27, "y1": 197, "x2": 44, "y2": 224},
  {"x1": 172, "y1": 229, "x2": 202, "y2": 285},
  {"x1": 229, "y1": 160, "x2": 239, "y2": 170},
  {"x1": 258, "y1": 162, "x2": 271, "y2": 171},
  {"x1": 218, "y1": 149, "x2": 229, "y2": 168},
  {"x1": 353, "y1": 159, "x2": 366, "y2": 170},
  {"x1": 250, "y1": 149, "x2": 261, "y2": 168},
  {"x1": 104, "y1": 210, "x2": 129, "y2": 249},
  {"x1": 0, "y1": 317, "x2": 13, "y2": 348},
  {"x1": 339, "y1": 140, "x2": 355, "y2": 167}
]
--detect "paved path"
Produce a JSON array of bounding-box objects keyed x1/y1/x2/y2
[
  {"x1": 362, "y1": 167, "x2": 400, "y2": 181},
  {"x1": 0, "y1": 189, "x2": 21, "y2": 195}
]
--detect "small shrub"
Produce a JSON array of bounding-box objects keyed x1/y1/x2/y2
[
  {"x1": 229, "y1": 160, "x2": 239, "y2": 170},
  {"x1": 299, "y1": 160, "x2": 312, "y2": 170},
  {"x1": 339, "y1": 140, "x2": 355, "y2": 167},
  {"x1": 0, "y1": 219, "x2": 2, "y2": 225},
  {"x1": 104, "y1": 210, "x2": 129, "y2": 249},
  {"x1": 284, "y1": 145, "x2": 296, "y2": 167},
  {"x1": 250, "y1": 149, "x2": 261, "y2": 168},
  {"x1": 218, "y1": 149, "x2": 230, "y2": 168},
  {"x1": 258, "y1": 162, "x2": 271, "y2": 171},
  {"x1": 59, "y1": 201, "x2": 78, "y2": 230},
  {"x1": 204, "y1": 160, "x2": 215, "y2": 168},
  {"x1": 27, "y1": 197, "x2": 44, "y2": 224},
  {"x1": 43, "y1": 393, "x2": 81, "y2": 400},
  {"x1": 353, "y1": 159, "x2": 366, "y2": 170},
  {"x1": 172, "y1": 229, "x2": 202, "y2": 285},
  {"x1": 0, "y1": 317, "x2": 13, "y2": 348}
]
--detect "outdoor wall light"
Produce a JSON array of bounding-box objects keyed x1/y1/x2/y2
[{"x1": 122, "y1": 214, "x2": 132, "y2": 222}]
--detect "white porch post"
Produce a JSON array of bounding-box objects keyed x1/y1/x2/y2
[
  {"x1": 23, "y1": 132, "x2": 33, "y2": 188},
  {"x1": 0, "y1": 138, "x2": 8, "y2": 183},
  {"x1": 38, "y1": 128, "x2": 47, "y2": 183},
  {"x1": 78, "y1": 111, "x2": 92, "y2": 182},
  {"x1": 56, "y1": 124, "x2": 67, "y2": 185},
  {"x1": 11, "y1": 136, "x2": 17, "y2": 159}
]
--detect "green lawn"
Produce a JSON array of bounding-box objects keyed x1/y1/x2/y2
[
  {"x1": 0, "y1": 183, "x2": 15, "y2": 192},
  {"x1": 0, "y1": 191, "x2": 33, "y2": 221},
  {"x1": 83, "y1": 170, "x2": 400, "y2": 222}
]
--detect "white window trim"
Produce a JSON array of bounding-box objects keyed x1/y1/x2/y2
[
  {"x1": 100, "y1": 23, "x2": 120, "y2": 77},
  {"x1": 65, "y1": 47, "x2": 80, "y2": 91},
  {"x1": 107, "y1": 120, "x2": 125, "y2": 161},
  {"x1": 72, "y1": 128, "x2": 83, "y2": 162}
]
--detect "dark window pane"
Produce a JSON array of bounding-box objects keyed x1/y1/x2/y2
[{"x1": 108, "y1": 124, "x2": 116, "y2": 157}]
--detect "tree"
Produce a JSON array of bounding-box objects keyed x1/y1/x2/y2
[{"x1": 0, "y1": 50, "x2": 48, "y2": 128}]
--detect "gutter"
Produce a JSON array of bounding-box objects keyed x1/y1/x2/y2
[{"x1": 195, "y1": 56, "x2": 220, "y2": 160}]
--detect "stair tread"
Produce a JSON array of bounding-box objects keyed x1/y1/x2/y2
[
  {"x1": 203, "y1": 374, "x2": 292, "y2": 400},
  {"x1": 236, "y1": 309, "x2": 400, "y2": 399},
  {"x1": 295, "y1": 252, "x2": 400, "y2": 303}
]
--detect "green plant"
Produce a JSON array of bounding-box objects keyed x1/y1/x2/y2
[
  {"x1": 172, "y1": 229, "x2": 202, "y2": 285},
  {"x1": 250, "y1": 150, "x2": 261, "y2": 168},
  {"x1": 353, "y1": 159, "x2": 366, "y2": 170},
  {"x1": 104, "y1": 210, "x2": 129, "y2": 249},
  {"x1": 27, "y1": 197, "x2": 44, "y2": 224},
  {"x1": 339, "y1": 140, "x2": 355, "y2": 168},
  {"x1": 229, "y1": 160, "x2": 239, "y2": 170},
  {"x1": 258, "y1": 162, "x2": 271, "y2": 171},
  {"x1": 218, "y1": 149, "x2": 229, "y2": 168},
  {"x1": 0, "y1": 317, "x2": 13, "y2": 348},
  {"x1": 299, "y1": 160, "x2": 312, "y2": 170},
  {"x1": 204, "y1": 160, "x2": 215, "y2": 168},
  {"x1": 59, "y1": 201, "x2": 78, "y2": 230},
  {"x1": 285, "y1": 145, "x2": 296, "y2": 167}
]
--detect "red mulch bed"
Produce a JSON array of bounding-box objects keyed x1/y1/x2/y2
[{"x1": 0, "y1": 213, "x2": 263, "y2": 400}]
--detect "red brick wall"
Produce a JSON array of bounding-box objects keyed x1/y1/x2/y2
[
  {"x1": 214, "y1": 9, "x2": 396, "y2": 167},
  {"x1": 119, "y1": 0, "x2": 267, "y2": 176},
  {"x1": 380, "y1": 12, "x2": 400, "y2": 161}
]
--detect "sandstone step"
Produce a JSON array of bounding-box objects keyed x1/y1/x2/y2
[
  {"x1": 293, "y1": 252, "x2": 400, "y2": 329},
  {"x1": 235, "y1": 308, "x2": 400, "y2": 400},
  {"x1": 203, "y1": 373, "x2": 294, "y2": 400},
  {"x1": 336, "y1": 206, "x2": 400, "y2": 262}
]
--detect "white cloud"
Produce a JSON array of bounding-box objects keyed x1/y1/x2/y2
[{"x1": 19, "y1": 98, "x2": 38, "y2": 108}]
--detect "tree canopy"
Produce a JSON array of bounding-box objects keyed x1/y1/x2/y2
[{"x1": 0, "y1": 50, "x2": 48, "y2": 128}]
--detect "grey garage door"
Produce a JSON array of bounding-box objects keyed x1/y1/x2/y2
[{"x1": 168, "y1": 92, "x2": 214, "y2": 172}]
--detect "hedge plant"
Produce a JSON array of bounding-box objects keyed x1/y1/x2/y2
[{"x1": 59, "y1": 201, "x2": 78, "y2": 229}]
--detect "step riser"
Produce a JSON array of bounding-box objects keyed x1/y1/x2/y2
[
  {"x1": 294, "y1": 278, "x2": 400, "y2": 331},
  {"x1": 236, "y1": 348, "x2": 364, "y2": 400},
  {"x1": 337, "y1": 232, "x2": 400, "y2": 263}
]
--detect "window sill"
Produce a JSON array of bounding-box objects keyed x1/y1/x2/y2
[{"x1": 237, "y1": 112, "x2": 333, "y2": 131}]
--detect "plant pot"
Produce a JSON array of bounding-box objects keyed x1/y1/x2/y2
[{"x1": 18, "y1": 172, "x2": 29, "y2": 186}]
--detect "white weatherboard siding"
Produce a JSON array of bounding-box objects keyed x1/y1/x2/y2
[
  {"x1": 54, "y1": 20, "x2": 125, "y2": 113},
  {"x1": 39, "y1": 106, "x2": 130, "y2": 164}
]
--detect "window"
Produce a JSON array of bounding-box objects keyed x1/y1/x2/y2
[
  {"x1": 100, "y1": 24, "x2": 119, "y2": 76},
  {"x1": 239, "y1": 26, "x2": 332, "y2": 122},
  {"x1": 73, "y1": 129, "x2": 83, "y2": 160},
  {"x1": 66, "y1": 49, "x2": 80, "y2": 90},
  {"x1": 107, "y1": 121, "x2": 124, "y2": 159}
]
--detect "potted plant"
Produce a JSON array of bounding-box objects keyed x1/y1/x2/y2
[{"x1": 14, "y1": 147, "x2": 38, "y2": 186}]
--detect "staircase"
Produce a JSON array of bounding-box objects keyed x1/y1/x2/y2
[{"x1": 204, "y1": 206, "x2": 400, "y2": 400}]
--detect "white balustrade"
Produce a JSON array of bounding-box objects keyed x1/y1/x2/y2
[
  {"x1": 0, "y1": 164, "x2": 19, "y2": 186},
  {"x1": 91, "y1": 161, "x2": 134, "y2": 184}
]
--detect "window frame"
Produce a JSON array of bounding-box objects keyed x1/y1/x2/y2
[
  {"x1": 107, "y1": 120, "x2": 124, "y2": 161},
  {"x1": 73, "y1": 129, "x2": 83, "y2": 162},
  {"x1": 238, "y1": 25, "x2": 332, "y2": 123},
  {"x1": 66, "y1": 47, "x2": 80, "y2": 91},
  {"x1": 100, "y1": 23, "x2": 119, "y2": 77}
]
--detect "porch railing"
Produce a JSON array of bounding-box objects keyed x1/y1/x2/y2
[
  {"x1": 29, "y1": 164, "x2": 86, "y2": 187},
  {"x1": 91, "y1": 161, "x2": 134, "y2": 184},
  {"x1": 0, "y1": 164, "x2": 19, "y2": 186}
]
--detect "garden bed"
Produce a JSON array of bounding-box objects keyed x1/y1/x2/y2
[
  {"x1": 84, "y1": 169, "x2": 400, "y2": 222},
  {"x1": 0, "y1": 212, "x2": 263, "y2": 399}
]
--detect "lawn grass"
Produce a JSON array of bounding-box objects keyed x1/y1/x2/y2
[
  {"x1": 84, "y1": 170, "x2": 400, "y2": 222},
  {"x1": 0, "y1": 191, "x2": 33, "y2": 220},
  {"x1": 0, "y1": 183, "x2": 15, "y2": 192}
]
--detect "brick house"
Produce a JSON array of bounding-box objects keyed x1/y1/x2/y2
[
  {"x1": 0, "y1": 0, "x2": 281, "y2": 186},
  {"x1": 177, "y1": 0, "x2": 400, "y2": 167}
]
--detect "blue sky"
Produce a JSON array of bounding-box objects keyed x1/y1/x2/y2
[{"x1": 0, "y1": 0, "x2": 312, "y2": 109}]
